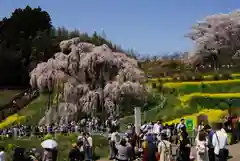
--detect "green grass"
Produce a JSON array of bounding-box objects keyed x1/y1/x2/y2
[
  {"x1": 0, "y1": 134, "x2": 109, "y2": 161},
  {"x1": 0, "y1": 90, "x2": 22, "y2": 106},
  {"x1": 119, "y1": 94, "x2": 198, "y2": 131},
  {"x1": 19, "y1": 95, "x2": 48, "y2": 125}
]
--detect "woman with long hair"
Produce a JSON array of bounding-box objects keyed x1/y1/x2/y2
[{"x1": 196, "y1": 130, "x2": 209, "y2": 161}]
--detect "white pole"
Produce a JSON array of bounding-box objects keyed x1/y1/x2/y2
[{"x1": 134, "y1": 107, "x2": 141, "y2": 135}]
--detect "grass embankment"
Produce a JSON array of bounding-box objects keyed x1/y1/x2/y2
[
  {"x1": 0, "y1": 134, "x2": 108, "y2": 161},
  {"x1": 0, "y1": 95, "x2": 48, "y2": 129},
  {"x1": 0, "y1": 90, "x2": 22, "y2": 106}
]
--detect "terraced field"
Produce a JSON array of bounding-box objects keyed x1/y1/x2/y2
[{"x1": 142, "y1": 73, "x2": 240, "y2": 126}]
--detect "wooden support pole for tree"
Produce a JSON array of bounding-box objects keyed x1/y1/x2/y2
[{"x1": 134, "y1": 106, "x2": 141, "y2": 136}]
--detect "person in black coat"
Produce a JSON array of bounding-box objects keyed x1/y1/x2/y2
[
  {"x1": 178, "y1": 127, "x2": 191, "y2": 161},
  {"x1": 68, "y1": 141, "x2": 85, "y2": 161}
]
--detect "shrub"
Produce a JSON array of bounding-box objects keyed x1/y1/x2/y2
[
  {"x1": 185, "y1": 72, "x2": 203, "y2": 81},
  {"x1": 172, "y1": 74, "x2": 185, "y2": 81},
  {"x1": 7, "y1": 144, "x2": 16, "y2": 151},
  {"x1": 213, "y1": 72, "x2": 232, "y2": 80},
  {"x1": 152, "y1": 83, "x2": 157, "y2": 88},
  {"x1": 43, "y1": 134, "x2": 54, "y2": 140}
]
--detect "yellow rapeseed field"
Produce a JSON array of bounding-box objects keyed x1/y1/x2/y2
[
  {"x1": 149, "y1": 73, "x2": 240, "y2": 83},
  {"x1": 163, "y1": 79, "x2": 240, "y2": 88},
  {"x1": 232, "y1": 73, "x2": 240, "y2": 77},
  {"x1": 179, "y1": 92, "x2": 240, "y2": 103},
  {"x1": 0, "y1": 114, "x2": 25, "y2": 129},
  {"x1": 165, "y1": 109, "x2": 227, "y2": 127}
]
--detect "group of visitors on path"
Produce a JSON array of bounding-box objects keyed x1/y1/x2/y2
[
  {"x1": 108, "y1": 119, "x2": 231, "y2": 161},
  {"x1": 0, "y1": 117, "x2": 120, "y2": 139}
]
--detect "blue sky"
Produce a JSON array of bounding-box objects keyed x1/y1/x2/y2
[{"x1": 0, "y1": 0, "x2": 240, "y2": 55}]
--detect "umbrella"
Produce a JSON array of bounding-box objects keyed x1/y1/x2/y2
[{"x1": 41, "y1": 139, "x2": 58, "y2": 149}]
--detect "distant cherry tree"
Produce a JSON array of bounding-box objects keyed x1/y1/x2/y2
[{"x1": 186, "y1": 10, "x2": 240, "y2": 67}]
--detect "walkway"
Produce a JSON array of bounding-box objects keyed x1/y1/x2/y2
[
  {"x1": 97, "y1": 142, "x2": 240, "y2": 161},
  {"x1": 190, "y1": 143, "x2": 240, "y2": 161}
]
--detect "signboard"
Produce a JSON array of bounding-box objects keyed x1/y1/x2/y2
[{"x1": 185, "y1": 119, "x2": 194, "y2": 131}]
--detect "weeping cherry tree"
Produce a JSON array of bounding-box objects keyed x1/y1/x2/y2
[{"x1": 30, "y1": 37, "x2": 146, "y2": 125}]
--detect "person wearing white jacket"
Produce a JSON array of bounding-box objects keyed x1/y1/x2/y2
[
  {"x1": 0, "y1": 147, "x2": 5, "y2": 161},
  {"x1": 212, "y1": 123, "x2": 228, "y2": 161}
]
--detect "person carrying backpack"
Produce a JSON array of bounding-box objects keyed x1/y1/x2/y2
[
  {"x1": 196, "y1": 130, "x2": 209, "y2": 161},
  {"x1": 158, "y1": 133, "x2": 172, "y2": 161}
]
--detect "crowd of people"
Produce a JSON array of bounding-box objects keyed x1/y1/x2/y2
[
  {"x1": 0, "y1": 117, "x2": 120, "y2": 139},
  {"x1": 0, "y1": 115, "x2": 240, "y2": 161},
  {"x1": 107, "y1": 118, "x2": 236, "y2": 161}
]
